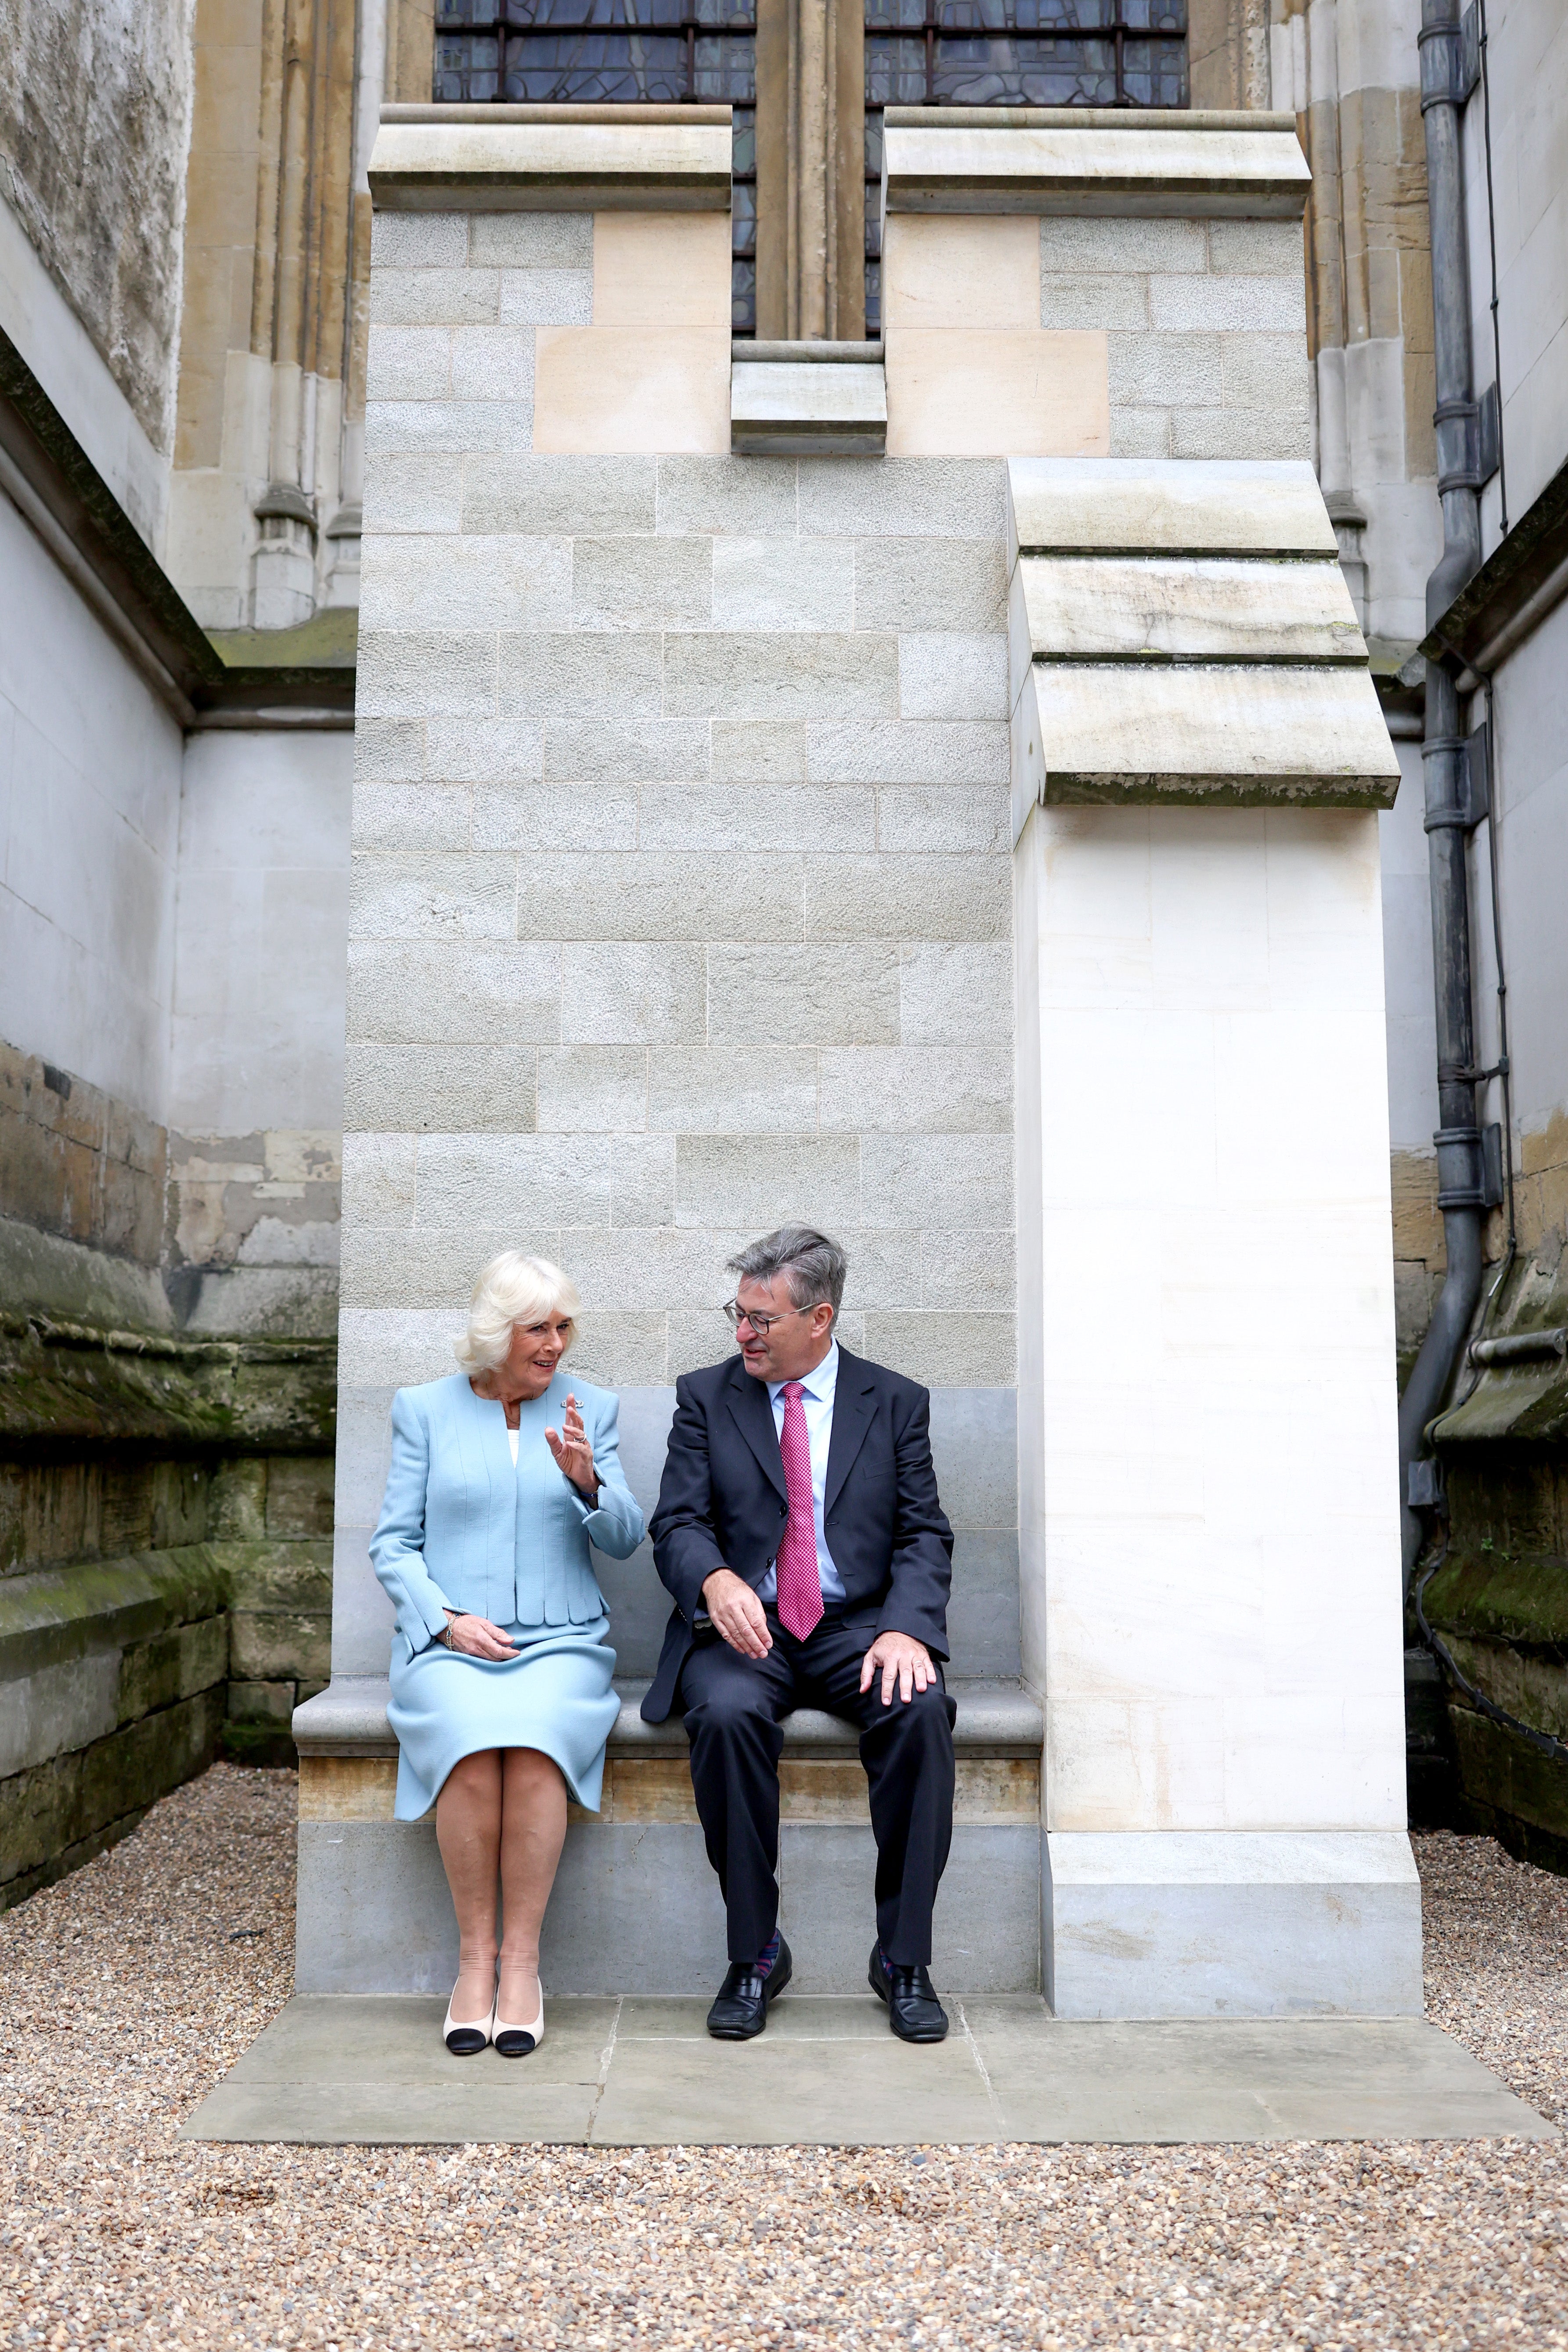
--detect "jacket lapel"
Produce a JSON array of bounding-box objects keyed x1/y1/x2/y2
[
  {"x1": 824, "y1": 1347, "x2": 876, "y2": 1519},
  {"x1": 724, "y1": 1358, "x2": 787, "y2": 1500}
]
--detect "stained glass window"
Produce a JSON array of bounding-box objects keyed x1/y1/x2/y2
[
  {"x1": 863, "y1": 0, "x2": 1188, "y2": 333},
  {"x1": 433, "y1": 0, "x2": 758, "y2": 332}
]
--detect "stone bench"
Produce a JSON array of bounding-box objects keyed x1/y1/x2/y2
[{"x1": 292, "y1": 1674, "x2": 1044, "y2": 1996}]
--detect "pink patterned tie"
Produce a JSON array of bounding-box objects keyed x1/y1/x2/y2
[{"x1": 775, "y1": 1381, "x2": 823, "y2": 1641}]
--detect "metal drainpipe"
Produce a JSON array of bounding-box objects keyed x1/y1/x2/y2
[{"x1": 1397, "y1": 0, "x2": 1489, "y2": 1586}]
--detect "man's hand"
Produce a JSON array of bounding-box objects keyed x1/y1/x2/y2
[
  {"x1": 701, "y1": 1568, "x2": 772, "y2": 1659},
  {"x1": 860, "y1": 1631, "x2": 936, "y2": 1706}
]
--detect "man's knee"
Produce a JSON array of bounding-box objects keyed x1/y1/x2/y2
[
  {"x1": 682, "y1": 1668, "x2": 775, "y2": 1746},
  {"x1": 865, "y1": 1681, "x2": 954, "y2": 1751}
]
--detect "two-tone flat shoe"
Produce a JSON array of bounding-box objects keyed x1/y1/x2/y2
[
  {"x1": 443, "y1": 1987, "x2": 497, "y2": 2056},
  {"x1": 494, "y1": 1988, "x2": 545, "y2": 2058}
]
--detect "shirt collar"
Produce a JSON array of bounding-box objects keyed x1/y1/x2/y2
[{"x1": 769, "y1": 1340, "x2": 839, "y2": 1408}]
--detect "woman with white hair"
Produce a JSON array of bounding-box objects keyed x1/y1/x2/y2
[{"x1": 370, "y1": 1252, "x2": 644, "y2": 2057}]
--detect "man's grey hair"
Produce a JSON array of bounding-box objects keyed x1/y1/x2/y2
[{"x1": 728, "y1": 1226, "x2": 847, "y2": 1322}]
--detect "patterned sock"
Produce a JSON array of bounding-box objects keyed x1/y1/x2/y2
[
  {"x1": 878, "y1": 1943, "x2": 894, "y2": 1977},
  {"x1": 753, "y1": 1931, "x2": 782, "y2": 1978}
]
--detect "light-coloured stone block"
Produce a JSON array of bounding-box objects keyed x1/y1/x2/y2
[
  {"x1": 877, "y1": 786, "x2": 1011, "y2": 855},
  {"x1": 342, "y1": 1132, "x2": 418, "y2": 1227},
  {"x1": 343, "y1": 1043, "x2": 538, "y2": 1135},
  {"x1": 346, "y1": 941, "x2": 562, "y2": 1046},
  {"x1": 533, "y1": 326, "x2": 730, "y2": 456},
  {"x1": 1006, "y1": 457, "x2": 1337, "y2": 559},
  {"x1": 496, "y1": 632, "x2": 662, "y2": 718},
  {"x1": 861, "y1": 1135, "x2": 1013, "y2": 1230},
  {"x1": 882, "y1": 214, "x2": 1042, "y2": 330},
  {"x1": 807, "y1": 720, "x2": 1010, "y2": 786},
  {"x1": 1038, "y1": 272, "x2": 1149, "y2": 331},
  {"x1": 416, "y1": 1132, "x2": 614, "y2": 1229},
  {"x1": 560, "y1": 1225, "x2": 719, "y2": 1309},
  {"x1": 348, "y1": 852, "x2": 517, "y2": 941},
  {"x1": 469, "y1": 213, "x2": 593, "y2": 267},
  {"x1": 674, "y1": 1136, "x2": 862, "y2": 1231},
  {"x1": 861, "y1": 1310, "x2": 1016, "y2": 1389},
  {"x1": 592, "y1": 210, "x2": 732, "y2": 325},
  {"x1": 572, "y1": 536, "x2": 713, "y2": 629},
  {"x1": 367, "y1": 117, "x2": 733, "y2": 214},
  {"x1": 1038, "y1": 216, "x2": 1209, "y2": 274},
  {"x1": 424, "y1": 718, "x2": 544, "y2": 784},
  {"x1": 496, "y1": 270, "x2": 593, "y2": 325},
  {"x1": 360, "y1": 534, "x2": 570, "y2": 633},
  {"x1": 899, "y1": 632, "x2": 1009, "y2": 721},
  {"x1": 371, "y1": 212, "x2": 468, "y2": 268},
  {"x1": 366, "y1": 324, "x2": 451, "y2": 400},
  {"x1": 819, "y1": 1047, "x2": 1012, "y2": 1134},
  {"x1": 354, "y1": 718, "x2": 425, "y2": 783},
  {"x1": 542, "y1": 720, "x2": 711, "y2": 785},
  {"x1": 462, "y1": 453, "x2": 658, "y2": 536},
  {"x1": 881, "y1": 120, "x2": 1311, "y2": 220},
  {"x1": 1171, "y1": 407, "x2": 1313, "y2": 462},
  {"x1": 710, "y1": 720, "x2": 807, "y2": 784},
  {"x1": 638, "y1": 783, "x2": 875, "y2": 854},
  {"x1": 611, "y1": 1133, "x2": 676, "y2": 1225},
  {"x1": 921, "y1": 1227, "x2": 1017, "y2": 1311},
  {"x1": 561, "y1": 944, "x2": 707, "y2": 1044},
  {"x1": 647, "y1": 1048, "x2": 819, "y2": 1135},
  {"x1": 340, "y1": 1227, "x2": 545, "y2": 1311},
  {"x1": 449, "y1": 324, "x2": 538, "y2": 401},
  {"x1": 1044, "y1": 1833, "x2": 1423, "y2": 2019},
  {"x1": 710, "y1": 537, "x2": 856, "y2": 631},
  {"x1": 1108, "y1": 409, "x2": 1173, "y2": 460},
  {"x1": 803, "y1": 854, "x2": 1010, "y2": 941},
  {"x1": 853, "y1": 537, "x2": 1007, "y2": 633},
  {"x1": 536, "y1": 1046, "x2": 649, "y2": 1133},
  {"x1": 369, "y1": 267, "x2": 498, "y2": 326},
  {"x1": 1148, "y1": 274, "x2": 1307, "y2": 334},
  {"x1": 513, "y1": 854, "x2": 802, "y2": 942},
  {"x1": 706, "y1": 942, "x2": 901, "y2": 1046},
  {"x1": 356, "y1": 630, "x2": 497, "y2": 719},
  {"x1": 1016, "y1": 555, "x2": 1365, "y2": 667},
  {"x1": 1219, "y1": 333, "x2": 1312, "y2": 417},
  {"x1": 351, "y1": 780, "x2": 469, "y2": 854},
  {"x1": 662, "y1": 631, "x2": 899, "y2": 720},
  {"x1": 729, "y1": 359, "x2": 887, "y2": 457},
  {"x1": 899, "y1": 942, "x2": 1013, "y2": 1044},
  {"x1": 886, "y1": 329, "x2": 1110, "y2": 460},
  {"x1": 1206, "y1": 218, "x2": 1307, "y2": 277},
  {"x1": 471, "y1": 782, "x2": 636, "y2": 853},
  {"x1": 657, "y1": 456, "x2": 800, "y2": 536},
  {"x1": 362, "y1": 452, "x2": 464, "y2": 534},
  {"x1": 364, "y1": 395, "x2": 535, "y2": 457}
]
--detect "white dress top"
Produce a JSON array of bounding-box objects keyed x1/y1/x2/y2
[{"x1": 508, "y1": 1425, "x2": 519, "y2": 1465}]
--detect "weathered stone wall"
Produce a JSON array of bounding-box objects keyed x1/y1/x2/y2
[{"x1": 0, "y1": 0, "x2": 194, "y2": 458}]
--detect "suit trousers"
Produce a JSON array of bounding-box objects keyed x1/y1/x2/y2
[{"x1": 678, "y1": 1614, "x2": 957, "y2": 1966}]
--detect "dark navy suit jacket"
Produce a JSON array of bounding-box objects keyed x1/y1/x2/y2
[{"x1": 641, "y1": 1345, "x2": 954, "y2": 1723}]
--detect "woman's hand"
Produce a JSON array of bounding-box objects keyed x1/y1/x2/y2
[
  {"x1": 440, "y1": 1613, "x2": 518, "y2": 1660},
  {"x1": 545, "y1": 1392, "x2": 600, "y2": 1498}
]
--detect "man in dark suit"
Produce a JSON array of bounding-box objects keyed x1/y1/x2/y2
[{"x1": 644, "y1": 1226, "x2": 956, "y2": 2044}]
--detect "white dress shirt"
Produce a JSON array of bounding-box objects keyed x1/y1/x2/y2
[{"x1": 757, "y1": 1341, "x2": 846, "y2": 1607}]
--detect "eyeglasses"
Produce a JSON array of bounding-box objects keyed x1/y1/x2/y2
[{"x1": 722, "y1": 1299, "x2": 811, "y2": 1336}]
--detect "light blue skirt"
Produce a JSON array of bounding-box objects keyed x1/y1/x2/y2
[{"x1": 387, "y1": 1616, "x2": 619, "y2": 1822}]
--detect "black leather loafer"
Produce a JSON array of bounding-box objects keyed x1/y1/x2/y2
[
  {"x1": 868, "y1": 1942, "x2": 949, "y2": 2042},
  {"x1": 706, "y1": 1935, "x2": 793, "y2": 2039}
]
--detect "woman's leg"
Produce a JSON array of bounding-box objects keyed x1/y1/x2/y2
[
  {"x1": 435, "y1": 1748, "x2": 504, "y2": 2019},
  {"x1": 496, "y1": 1747, "x2": 569, "y2": 2020}
]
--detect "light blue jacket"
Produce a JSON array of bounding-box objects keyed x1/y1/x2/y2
[{"x1": 369, "y1": 1370, "x2": 645, "y2": 1659}]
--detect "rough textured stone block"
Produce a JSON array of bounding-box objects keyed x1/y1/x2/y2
[
  {"x1": 1108, "y1": 410, "x2": 1173, "y2": 460},
  {"x1": 655, "y1": 455, "x2": 798, "y2": 536},
  {"x1": 497, "y1": 632, "x2": 662, "y2": 718},
  {"x1": 416, "y1": 1133, "x2": 614, "y2": 1228},
  {"x1": 861, "y1": 1135, "x2": 1013, "y2": 1228},
  {"x1": 1106, "y1": 332, "x2": 1222, "y2": 408},
  {"x1": 366, "y1": 324, "x2": 451, "y2": 401},
  {"x1": 877, "y1": 786, "x2": 1011, "y2": 855},
  {"x1": 562, "y1": 1226, "x2": 719, "y2": 1309},
  {"x1": 674, "y1": 1136, "x2": 862, "y2": 1230},
  {"x1": 706, "y1": 942, "x2": 900, "y2": 1046},
  {"x1": 899, "y1": 942, "x2": 1012, "y2": 1043},
  {"x1": 424, "y1": 718, "x2": 544, "y2": 784},
  {"x1": 807, "y1": 720, "x2": 1009, "y2": 786},
  {"x1": 663, "y1": 631, "x2": 899, "y2": 720},
  {"x1": 852, "y1": 537, "x2": 1007, "y2": 633},
  {"x1": 462, "y1": 453, "x2": 659, "y2": 536},
  {"x1": 537, "y1": 1047, "x2": 649, "y2": 1133},
  {"x1": 612, "y1": 1134, "x2": 676, "y2": 1226},
  {"x1": 561, "y1": 944, "x2": 707, "y2": 1044},
  {"x1": 449, "y1": 324, "x2": 537, "y2": 402},
  {"x1": 862, "y1": 1311, "x2": 1016, "y2": 1388},
  {"x1": 542, "y1": 721, "x2": 710, "y2": 785},
  {"x1": 648, "y1": 1048, "x2": 819, "y2": 1134},
  {"x1": 638, "y1": 783, "x2": 874, "y2": 854},
  {"x1": 1207, "y1": 218, "x2": 1307, "y2": 277},
  {"x1": 922, "y1": 1227, "x2": 1017, "y2": 1310},
  {"x1": 496, "y1": 270, "x2": 593, "y2": 325},
  {"x1": 371, "y1": 212, "x2": 468, "y2": 269},
  {"x1": 1039, "y1": 216, "x2": 1208, "y2": 274},
  {"x1": 513, "y1": 854, "x2": 801, "y2": 941},
  {"x1": 803, "y1": 854, "x2": 1009, "y2": 942},
  {"x1": 898, "y1": 632, "x2": 1010, "y2": 721},
  {"x1": 1149, "y1": 275, "x2": 1306, "y2": 333},
  {"x1": 572, "y1": 536, "x2": 712, "y2": 629},
  {"x1": 354, "y1": 718, "x2": 426, "y2": 782},
  {"x1": 798, "y1": 456, "x2": 1008, "y2": 540},
  {"x1": 352, "y1": 781, "x2": 469, "y2": 854},
  {"x1": 362, "y1": 451, "x2": 465, "y2": 534},
  {"x1": 711, "y1": 537, "x2": 856, "y2": 631},
  {"x1": 1171, "y1": 408, "x2": 1313, "y2": 462},
  {"x1": 341, "y1": 1134, "x2": 418, "y2": 1227},
  {"x1": 1220, "y1": 332, "x2": 1312, "y2": 415},
  {"x1": 360, "y1": 534, "x2": 569, "y2": 632},
  {"x1": 472, "y1": 780, "x2": 636, "y2": 853},
  {"x1": 356, "y1": 630, "x2": 497, "y2": 719},
  {"x1": 469, "y1": 213, "x2": 592, "y2": 267},
  {"x1": 819, "y1": 1047, "x2": 1012, "y2": 1134},
  {"x1": 347, "y1": 941, "x2": 562, "y2": 1046},
  {"x1": 1038, "y1": 272, "x2": 1149, "y2": 331},
  {"x1": 369, "y1": 267, "x2": 499, "y2": 326},
  {"x1": 710, "y1": 721, "x2": 807, "y2": 783},
  {"x1": 344, "y1": 1042, "x2": 538, "y2": 1135},
  {"x1": 348, "y1": 854, "x2": 516, "y2": 942},
  {"x1": 364, "y1": 396, "x2": 535, "y2": 457},
  {"x1": 341, "y1": 1227, "x2": 554, "y2": 1309}
]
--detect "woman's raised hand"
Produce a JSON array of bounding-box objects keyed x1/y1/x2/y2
[
  {"x1": 545, "y1": 1392, "x2": 600, "y2": 1497},
  {"x1": 442, "y1": 1612, "x2": 518, "y2": 1659}
]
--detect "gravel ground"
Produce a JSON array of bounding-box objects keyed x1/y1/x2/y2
[{"x1": 4, "y1": 1764, "x2": 1568, "y2": 2351}]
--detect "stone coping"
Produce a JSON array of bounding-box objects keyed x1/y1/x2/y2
[
  {"x1": 368, "y1": 114, "x2": 734, "y2": 214},
  {"x1": 1007, "y1": 457, "x2": 1338, "y2": 562},
  {"x1": 731, "y1": 356, "x2": 887, "y2": 456},
  {"x1": 883, "y1": 107, "x2": 1301, "y2": 133},
  {"x1": 293, "y1": 1674, "x2": 1044, "y2": 1760},
  {"x1": 882, "y1": 116, "x2": 1309, "y2": 220}
]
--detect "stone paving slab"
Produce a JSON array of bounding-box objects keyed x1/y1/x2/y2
[{"x1": 183, "y1": 1995, "x2": 1556, "y2": 2148}]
